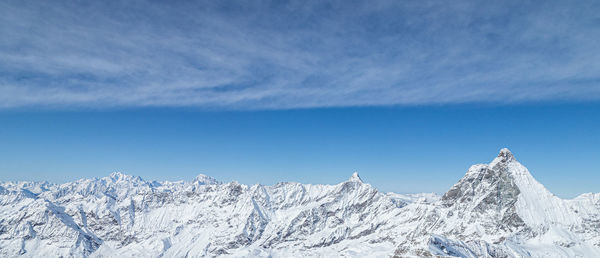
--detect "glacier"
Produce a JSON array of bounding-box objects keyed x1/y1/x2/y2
[{"x1": 1, "y1": 149, "x2": 599, "y2": 257}]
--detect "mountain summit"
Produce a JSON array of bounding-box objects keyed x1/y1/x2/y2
[
  {"x1": 1, "y1": 149, "x2": 599, "y2": 257},
  {"x1": 348, "y1": 171, "x2": 363, "y2": 183},
  {"x1": 497, "y1": 147, "x2": 514, "y2": 160},
  {"x1": 412, "y1": 148, "x2": 599, "y2": 257},
  {"x1": 194, "y1": 173, "x2": 220, "y2": 185}
]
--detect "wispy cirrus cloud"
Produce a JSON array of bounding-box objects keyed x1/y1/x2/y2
[{"x1": 1, "y1": 0, "x2": 599, "y2": 109}]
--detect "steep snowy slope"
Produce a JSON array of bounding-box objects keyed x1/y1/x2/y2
[
  {"x1": 395, "y1": 148, "x2": 600, "y2": 257},
  {"x1": 1, "y1": 149, "x2": 599, "y2": 257}
]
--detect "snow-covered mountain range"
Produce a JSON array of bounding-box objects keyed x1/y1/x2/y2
[{"x1": 1, "y1": 149, "x2": 599, "y2": 257}]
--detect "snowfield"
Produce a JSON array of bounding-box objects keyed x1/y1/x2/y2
[{"x1": 1, "y1": 149, "x2": 599, "y2": 257}]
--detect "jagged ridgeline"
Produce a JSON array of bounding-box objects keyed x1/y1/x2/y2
[{"x1": 1, "y1": 149, "x2": 599, "y2": 257}]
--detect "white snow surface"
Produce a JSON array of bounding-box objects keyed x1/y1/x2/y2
[{"x1": 1, "y1": 149, "x2": 599, "y2": 257}]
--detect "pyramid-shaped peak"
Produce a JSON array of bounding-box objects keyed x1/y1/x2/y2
[
  {"x1": 492, "y1": 148, "x2": 516, "y2": 165},
  {"x1": 498, "y1": 148, "x2": 514, "y2": 158},
  {"x1": 348, "y1": 172, "x2": 363, "y2": 183}
]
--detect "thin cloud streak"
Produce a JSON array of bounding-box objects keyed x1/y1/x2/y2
[{"x1": 0, "y1": 0, "x2": 599, "y2": 109}]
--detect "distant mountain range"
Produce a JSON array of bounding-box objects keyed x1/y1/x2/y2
[{"x1": 1, "y1": 149, "x2": 599, "y2": 257}]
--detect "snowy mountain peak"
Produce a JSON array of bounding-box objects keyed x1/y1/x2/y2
[
  {"x1": 108, "y1": 171, "x2": 141, "y2": 182},
  {"x1": 348, "y1": 171, "x2": 363, "y2": 183},
  {"x1": 490, "y1": 147, "x2": 516, "y2": 167},
  {"x1": 108, "y1": 171, "x2": 126, "y2": 179},
  {"x1": 498, "y1": 147, "x2": 513, "y2": 157},
  {"x1": 194, "y1": 174, "x2": 220, "y2": 185},
  {"x1": 437, "y1": 148, "x2": 586, "y2": 248}
]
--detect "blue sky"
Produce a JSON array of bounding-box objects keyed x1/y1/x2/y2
[
  {"x1": 1, "y1": 104, "x2": 599, "y2": 198},
  {"x1": 0, "y1": 1, "x2": 599, "y2": 197}
]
